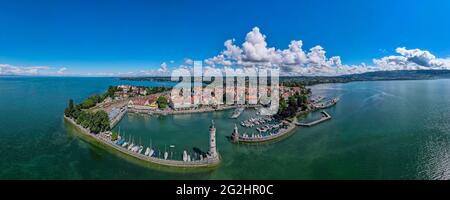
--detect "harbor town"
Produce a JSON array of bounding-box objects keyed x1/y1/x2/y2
[{"x1": 64, "y1": 82, "x2": 339, "y2": 169}]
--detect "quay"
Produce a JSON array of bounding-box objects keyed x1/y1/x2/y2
[
  {"x1": 231, "y1": 121, "x2": 296, "y2": 144},
  {"x1": 295, "y1": 111, "x2": 331, "y2": 127},
  {"x1": 313, "y1": 98, "x2": 339, "y2": 109},
  {"x1": 65, "y1": 116, "x2": 221, "y2": 168}
]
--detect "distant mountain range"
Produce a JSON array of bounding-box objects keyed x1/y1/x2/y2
[
  {"x1": 120, "y1": 70, "x2": 450, "y2": 86},
  {"x1": 280, "y1": 70, "x2": 450, "y2": 85}
]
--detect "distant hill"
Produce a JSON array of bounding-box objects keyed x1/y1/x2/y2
[
  {"x1": 342, "y1": 69, "x2": 450, "y2": 80},
  {"x1": 281, "y1": 70, "x2": 450, "y2": 86},
  {"x1": 120, "y1": 76, "x2": 173, "y2": 82},
  {"x1": 119, "y1": 70, "x2": 450, "y2": 86}
]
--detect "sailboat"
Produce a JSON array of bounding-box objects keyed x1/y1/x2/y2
[
  {"x1": 131, "y1": 146, "x2": 139, "y2": 152},
  {"x1": 183, "y1": 150, "x2": 188, "y2": 162},
  {"x1": 148, "y1": 139, "x2": 154, "y2": 157},
  {"x1": 144, "y1": 147, "x2": 150, "y2": 156},
  {"x1": 137, "y1": 137, "x2": 143, "y2": 154},
  {"x1": 149, "y1": 149, "x2": 154, "y2": 157},
  {"x1": 127, "y1": 137, "x2": 135, "y2": 151}
]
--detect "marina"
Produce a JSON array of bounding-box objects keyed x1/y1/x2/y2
[
  {"x1": 240, "y1": 116, "x2": 275, "y2": 128},
  {"x1": 295, "y1": 111, "x2": 332, "y2": 127},
  {"x1": 312, "y1": 98, "x2": 340, "y2": 109},
  {"x1": 65, "y1": 116, "x2": 221, "y2": 168},
  {"x1": 231, "y1": 121, "x2": 297, "y2": 143}
]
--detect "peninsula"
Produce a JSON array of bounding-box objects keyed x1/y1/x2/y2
[{"x1": 64, "y1": 83, "x2": 339, "y2": 169}]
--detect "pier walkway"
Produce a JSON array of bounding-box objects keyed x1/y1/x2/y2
[{"x1": 129, "y1": 104, "x2": 261, "y2": 116}]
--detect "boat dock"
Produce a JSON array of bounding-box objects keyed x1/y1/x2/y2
[
  {"x1": 230, "y1": 107, "x2": 245, "y2": 119},
  {"x1": 231, "y1": 121, "x2": 296, "y2": 144},
  {"x1": 295, "y1": 111, "x2": 331, "y2": 127}
]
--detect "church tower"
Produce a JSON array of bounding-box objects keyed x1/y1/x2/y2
[{"x1": 208, "y1": 120, "x2": 218, "y2": 158}]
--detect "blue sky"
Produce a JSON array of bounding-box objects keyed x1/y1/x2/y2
[{"x1": 1, "y1": 0, "x2": 450, "y2": 76}]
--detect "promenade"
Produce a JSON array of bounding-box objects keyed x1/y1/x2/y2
[{"x1": 128, "y1": 104, "x2": 261, "y2": 115}]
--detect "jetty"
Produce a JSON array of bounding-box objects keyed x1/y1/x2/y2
[
  {"x1": 65, "y1": 116, "x2": 221, "y2": 168},
  {"x1": 295, "y1": 111, "x2": 331, "y2": 127},
  {"x1": 110, "y1": 106, "x2": 127, "y2": 128},
  {"x1": 313, "y1": 98, "x2": 339, "y2": 109},
  {"x1": 231, "y1": 121, "x2": 296, "y2": 144}
]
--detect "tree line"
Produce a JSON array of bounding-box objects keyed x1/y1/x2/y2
[{"x1": 64, "y1": 99, "x2": 110, "y2": 134}]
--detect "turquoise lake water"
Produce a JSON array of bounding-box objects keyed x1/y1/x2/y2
[{"x1": 1, "y1": 76, "x2": 450, "y2": 179}]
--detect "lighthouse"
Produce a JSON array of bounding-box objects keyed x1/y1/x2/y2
[
  {"x1": 232, "y1": 124, "x2": 239, "y2": 143},
  {"x1": 208, "y1": 120, "x2": 218, "y2": 158}
]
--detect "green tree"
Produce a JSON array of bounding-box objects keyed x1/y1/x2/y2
[
  {"x1": 103, "y1": 86, "x2": 117, "y2": 99},
  {"x1": 279, "y1": 98, "x2": 287, "y2": 113},
  {"x1": 80, "y1": 94, "x2": 102, "y2": 109},
  {"x1": 69, "y1": 99, "x2": 74, "y2": 110},
  {"x1": 288, "y1": 96, "x2": 298, "y2": 110}
]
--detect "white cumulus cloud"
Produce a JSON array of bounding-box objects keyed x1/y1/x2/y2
[
  {"x1": 57, "y1": 67, "x2": 67, "y2": 74},
  {"x1": 203, "y1": 26, "x2": 370, "y2": 76},
  {"x1": 0, "y1": 64, "x2": 53, "y2": 75},
  {"x1": 373, "y1": 47, "x2": 450, "y2": 70}
]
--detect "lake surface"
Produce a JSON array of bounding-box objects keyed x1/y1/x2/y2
[{"x1": 1, "y1": 76, "x2": 450, "y2": 179}]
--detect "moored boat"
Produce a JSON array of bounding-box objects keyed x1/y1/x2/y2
[{"x1": 144, "y1": 147, "x2": 150, "y2": 156}]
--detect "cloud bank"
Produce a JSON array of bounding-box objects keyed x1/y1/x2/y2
[
  {"x1": 0, "y1": 64, "x2": 68, "y2": 76},
  {"x1": 200, "y1": 27, "x2": 450, "y2": 76}
]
